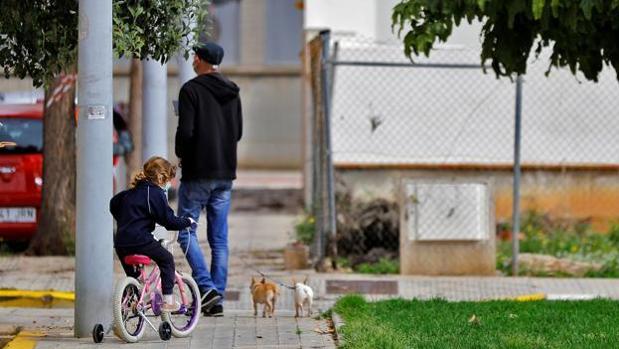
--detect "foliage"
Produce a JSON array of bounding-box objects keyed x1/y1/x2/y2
[
  {"x1": 496, "y1": 211, "x2": 619, "y2": 277},
  {"x1": 113, "y1": 0, "x2": 209, "y2": 62},
  {"x1": 334, "y1": 295, "x2": 619, "y2": 348},
  {"x1": 294, "y1": 214, "x2": 315, "y2": 245},
  {"x1": 392, "y1": 0, "x2": 619, "y2": 81},
  {"x1": 0, "y1": 0, "x2": 78, "y2": 87},
  {"x1": 355, "y1": 257, "x2": 400, "y2": 274},
  {"x1": 0, "y1": 0, "x2": 209, "y2": 87}
]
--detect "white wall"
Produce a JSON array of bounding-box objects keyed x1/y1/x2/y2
[
  {"x1": 305, "y1": 0, "x2": 377, "y2": 37},
  {"x1": 305, "y1": 0, "x2": 482, "y2": 48},
  {"x1": 374, "y1": 0, "x2": 401, "y2": 42}
]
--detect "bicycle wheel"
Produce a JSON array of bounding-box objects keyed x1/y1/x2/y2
[
  {"x1": 113, "y1": 277, "x2": 146, "y2": 343},
  {"x1": 161, "y1": 273, "x2": 201, "y2": 337}
]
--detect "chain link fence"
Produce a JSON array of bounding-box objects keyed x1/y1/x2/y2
[{"x1": 306, "y1": 31, "x2": 619, "y2": 275}]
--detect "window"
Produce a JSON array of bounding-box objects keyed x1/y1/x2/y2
[
  {"x1": 0, "y1": 118, "x2": 43, "y2": 154},
  {"x1": 265, "y1": 0, "x2": 303, "y2": 65},
  {"x1": 208, "y1": 0, "x2": 241, "y2": 65}
]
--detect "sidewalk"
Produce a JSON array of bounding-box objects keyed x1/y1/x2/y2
[
  {"x1": 3, "y1": 308, "x2": 334, "y2": 349},
  {"x1": 0, "y1": 208, "x2": 340, "y2": 348}
]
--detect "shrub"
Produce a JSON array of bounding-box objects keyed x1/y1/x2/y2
[
  {"x1": 294, "y1": 214, "x2": 315, "y2": 246},
  {"x1": 356, "y1": 257, "x2": 399, "y2": 274},
  {"x1": 498, "y1": 210, "x2": 619, "y2": 277}
]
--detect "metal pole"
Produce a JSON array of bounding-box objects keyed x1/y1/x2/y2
[
  {"x1": 311, "y1": 100, "x2": 321, "y2": 259},
  {"x1": 142, "y1": 60, "x2": 168, "y2": 161},
  {"x1": 511, "y1": 75, "x2": 523, "y2": 276},
  {"x1": 312, "y1": 70, "x2": 324, "y2": 262},
  {"x1": 177, "y1": 16, "x2": 196, "y2": 86},
  {"x1": 328, "y1": 41, "x2": 339, "y2": 101},
  {"x1": 320, "y1": 30, "x2": 337, "y2": 259},
  {"x1": 75, "y1": 0, "x2": 114, "y2": 337},
  {"x1": 177, "y1": 54, "x2": 195, "y2": 86}
]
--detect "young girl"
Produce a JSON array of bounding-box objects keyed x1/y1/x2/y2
[{"x1": 110, "y1": 156, "x2": 196, "y2": 311}]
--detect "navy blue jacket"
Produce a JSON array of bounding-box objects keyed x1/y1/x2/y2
[{"x1": 110, "y1": 180, "x2": 191, "y2": 248}]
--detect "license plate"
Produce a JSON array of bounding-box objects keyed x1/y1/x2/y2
[{"x1": 0, "y1": 207, "x2": 37, "y2": 223}]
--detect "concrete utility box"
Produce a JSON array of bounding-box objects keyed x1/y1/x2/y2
[{"x1": 400, "y1": 179, "x2": 496, "y2": 275}]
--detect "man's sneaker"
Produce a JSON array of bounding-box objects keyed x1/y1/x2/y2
[
  {"x1": 200, "y1": 289, "x2": 222, "y2": 313},
  {"x1": 204, "y1": 304, "x2": 223, "y2": 317}
]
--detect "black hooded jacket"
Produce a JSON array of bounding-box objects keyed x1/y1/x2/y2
[{"x1": 175, "y1": 72, "x2": 243, "y2": 180}]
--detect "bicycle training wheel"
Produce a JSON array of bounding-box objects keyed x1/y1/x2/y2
[
  {"x1": 113, "y1": 277, "x2": 146, "y2": 343},
  {"x1": 161, "y1": 273, "x2": 201, "y2": 337}
]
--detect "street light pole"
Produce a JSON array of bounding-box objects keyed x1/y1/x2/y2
[
  {"x1": 511, "y1": 75, "x2": 523, "y2": 276},
  {"x1": 142, "y1": 60, "x2": 168, "y2": 160},
  {"x1": 75, "y1": 0, "x2": 114, "y2": 337},
  {"x1": 177, "y1": 53, "x2": 195, "y2": 86}
]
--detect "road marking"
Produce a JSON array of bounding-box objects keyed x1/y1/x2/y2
[
  {"x1": 513, "y1": 293, "x2": 546, "y2": 301},
  {"x1": 4, "y1": 331, "x2": 43, "y2": 349},
  {"x1": 0, "y1": 290, "x2": 74, "y2": 301}
]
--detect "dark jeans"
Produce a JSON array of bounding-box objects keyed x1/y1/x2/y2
[{"x1": 116, "y1": 240, "x2": 175, "y2": 295}]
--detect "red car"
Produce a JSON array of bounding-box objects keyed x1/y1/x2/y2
[{"x1": 0, "y1": 104, "x2": 43, "y2": 243}]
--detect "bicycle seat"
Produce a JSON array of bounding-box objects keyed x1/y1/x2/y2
[{"x1": 124, "y1": 254, "x2": 152, "y2": 266}]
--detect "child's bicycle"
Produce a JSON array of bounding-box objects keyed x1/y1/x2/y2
[{"x1": 92, "y1": 237, "x2": 201, "y2": 343}]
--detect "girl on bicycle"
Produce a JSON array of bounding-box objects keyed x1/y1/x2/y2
[{"x1": 110, "y1": 156, "x2": 196, "y2": 312}]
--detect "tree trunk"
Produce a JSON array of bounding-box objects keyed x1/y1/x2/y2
[
  {"x1": 26, "y1": 72, "x2": 77, "y2": 255},
  {"x1": 125, "y1": 58, "x2": 143, "y2": 185}
]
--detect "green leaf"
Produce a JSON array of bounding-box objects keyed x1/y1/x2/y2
[
  {"x1": 532, "y1": 0, "x2": 545, "y2": 20},
  {"x1": 477, "y1": 0, "x2": 487, "y2": 11},
  {"x1": 580, "y1": 0, "x2": 594, "y2": 19}
]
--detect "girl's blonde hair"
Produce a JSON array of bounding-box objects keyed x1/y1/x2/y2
[{"x1": 131, "y1": 156, "x2": 177, "y2": 187}]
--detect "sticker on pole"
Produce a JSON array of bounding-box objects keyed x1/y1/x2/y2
[{"x1": 87, "y1": 105, "x2": 106, "y2": 120}]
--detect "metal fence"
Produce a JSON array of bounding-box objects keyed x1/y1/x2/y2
[{"x1": 306, "y1": 31, "x2": 619, "y2": 274}]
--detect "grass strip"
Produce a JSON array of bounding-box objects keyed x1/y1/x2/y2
[{"x1": 334, "y1": 294, "x2": 619, "y2": 349}]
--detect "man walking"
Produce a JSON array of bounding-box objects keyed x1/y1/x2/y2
[{"x1": 175, "y1": 42, "x2": 242, "y2": 317}]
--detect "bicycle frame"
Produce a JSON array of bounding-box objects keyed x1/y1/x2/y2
[{"x1": 133, "y1": 264, "x2": 190, "y2": 316}]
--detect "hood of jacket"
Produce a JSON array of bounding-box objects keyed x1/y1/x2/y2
[{"x1": 192, "y1": 72, "x2": 240, "y2": 104}]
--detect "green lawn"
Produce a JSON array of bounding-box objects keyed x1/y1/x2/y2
[{"x1": 333, "y1": 295, "x2": 619, "y2": 349}]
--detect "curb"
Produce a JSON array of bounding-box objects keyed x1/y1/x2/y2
[
  {"x1": 0, "y1": 290, "x2": 74, "y2": 301},
  {"x1": 513, "y1": 292, "x2": 546, "y2": 302},
  {"x1": 513, "y1": 293, "x2": 599, "y2": 302},
  {"x1": 0, "y1": 289, "x2": 74, "y2": 308},
  {"x1": 3, "y1": 331, "x2": 43, "y2": 349},
  {"x1": 331, "y1": 311, "x2": 345, "y2": 347}
]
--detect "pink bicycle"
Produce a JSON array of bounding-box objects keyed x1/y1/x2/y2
[{"x1": 93, "y1": 239, "x2": 201, "y2": 343}]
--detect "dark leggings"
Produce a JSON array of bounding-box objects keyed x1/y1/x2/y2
[{"x1": 116, "y1": 241, "x2": 175, "y2": 295}]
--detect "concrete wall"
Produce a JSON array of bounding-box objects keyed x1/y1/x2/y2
[
  {"x1": 400, "y1": 237, "x2": 496, "y2": 275},
  {"x1": 338, "y1": 168, "x2": 619, "y2": 231},
  {"x1": 305, "y1": 0, "x2": 377, "y2": 37},
  {"x1": 398, "y1": 178, "x2": 496, "y2": 275}
]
